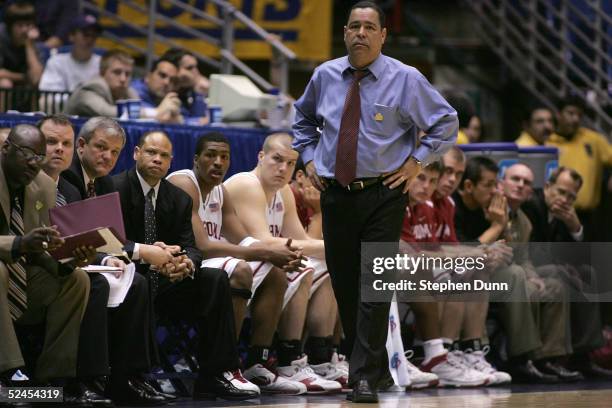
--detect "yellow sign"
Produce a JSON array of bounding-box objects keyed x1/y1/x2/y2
[
  {"x1": 374, "y1": 112, "x2": 384, "y2": 121},
  {"x1": 95, "y1": 0, "x2": 332, "y2": 61}
]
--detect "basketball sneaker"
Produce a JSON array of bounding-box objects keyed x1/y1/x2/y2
[
  {"x1": 463, "y1": 346, "x2": 512, "y2": 385},
  {"x1": 243, "y1": 364, "x2": 306, "y2": 395},
  {"x1": 420, "y1": 351, "x2": 489, "y2": 387},
  {"x1": 404, "y1": 350, "x2": 439, "y2": 389},
  {"x1": 277, "y1": 355, "x2": 342, "y2": 394}
]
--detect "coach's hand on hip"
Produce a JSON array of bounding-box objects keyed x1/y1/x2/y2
[
  {"x1": 383, "y1": 156, "x2": 422, "y2": 193},
  {"x1": 306, "y1": 160, "x2": 327, "y2": 192}
]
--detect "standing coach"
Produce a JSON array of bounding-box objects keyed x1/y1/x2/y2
[{"x1": 292, "y1": 1, "x2": 457, "y2": 402}]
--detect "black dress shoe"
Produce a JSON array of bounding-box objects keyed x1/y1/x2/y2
[
  {"x1": 510, "y1": 360, "x2": 559, "y2": 384},
  {"x1": 106, "y1": 378, "x2": 165, "y2": 406},
  {"x1": 570, "y1": 360, "x2": 612, "y2": 379},
  {"x1": 536, "y1": 361, "x2": 584, "y2": 382},
  {"x1": 346, "y1": 380, "x2": 378, "y2": 403},
  {"x1": 65, "y1": 381, "x2": 114, "y2": 407},
  {"x1": 132, "y1": 379, "x2": 176, "y2": 402},
  {"x1": 193, "y1": 374, "x2": 259, "y2": 401}
]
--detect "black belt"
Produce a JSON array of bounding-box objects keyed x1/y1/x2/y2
[{"x1": 323, "y1": 177, "x2": 383, "y2": 191}]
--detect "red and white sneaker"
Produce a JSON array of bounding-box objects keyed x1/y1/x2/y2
[
  {"x1": 463, "y1": 346, "x2": 512, "y2": 385},
  {"x1": 310, "y1": 361, "x2": 349, "y2": 391},
  {"x1": 223, "y1": 369, "x2": 261, "y2": 394},
  {"x1": 243, "y1": 363, "x2": 307, "y2": 395},
  {"x1": 277, "y1": 355, "x2": 342, "y2": 394},
  {"x1": 404, "y1": 350, "x2": 439, "y2": 389},
  {"x1": 420, "y1": 351, "x2": 489, "y2": 388}
]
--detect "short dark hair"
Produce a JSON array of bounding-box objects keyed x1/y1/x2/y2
[
  {"x1": 292, "y1": 157, "x2": 306, "y2": 180},
  {"x1": 556, "y1": 95, "x2": 585, "y2": 113},
  {"x1": 348, "y1": 1, "x2": 386, "y2": 28},
  {"x1": 100, "y1": 49, "x2": 134, "y2": 75},
  {"x1": 522, "y1": 104, "x2": 554, "y2": 124},
  {"x1": 423, "y1": 159, "x2": 443, "y2": 175},
  {"x1": 547, "y1": 166, "x2": 583, "y2": 190},
  {"x1": 444, "y1": 91, "x2": 475, "y2": 128},
  {"x1": 137, "y1": 130, "x2": 172, "y2": 148},
  {"x1": 161, "y1": 48, "x2": 195, "y2": 68},
  {"x1": 194, "y1": 132, "x2": 230, "y2": 156},
  {"x1": 150, "y1": 57, "x2": 177, "y2": 73},
  {"x1": 460, "y1": 156, "x2": 499, "y2": 190},
  {"x1": 5, "y1": 1, "x2": 35, "y2": 29},
  {"x1": 36, "y1": 114, "x2": 73, "y2": 130}
]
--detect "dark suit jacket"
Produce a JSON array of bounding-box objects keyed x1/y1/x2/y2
[
  {"x1": 112, "y1": 168, "x2": 201, "y2": 272},
  {"x1": 61, "y1": 154, "x2": 116, "y2": 200},
  {"x1": 58, "y1": 176, "x2": 82, "y2": 204}
]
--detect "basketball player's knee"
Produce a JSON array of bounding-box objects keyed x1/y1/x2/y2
[
  {"x1": 268, "y1": 267, "x2": 288, "y2": 292},
  {"x1": 230, "y1": 262, "x2": 253, "y2": 290}
]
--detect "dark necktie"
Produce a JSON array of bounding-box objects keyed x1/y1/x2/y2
[
  {"x1": 144, "y1": 189, "x2": 159, "y2": 294},
  {"x1": 56, "y1": 189, "x2": 67, "y2": 207},
  {"x1": 335, "y1": 69, "x2": 369, "y2": 187},
  {"x1": 7, "y1": 196, "x2": 28, "y2": 320},
  {"x1": 86, "y1": 180, "x2": 96, "y2": 198}
]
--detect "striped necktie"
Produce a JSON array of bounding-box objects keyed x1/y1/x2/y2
[
  {"x1": 56, "y1": 189, "x2": 67, "y2": 207},
  {"x1": 335, "y1": 69, "x2": 369, "y2": 187},
  {"x1": 7, "y1": 196, "x2": 28, "y2": 320}
]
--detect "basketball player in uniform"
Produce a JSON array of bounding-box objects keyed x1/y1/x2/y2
[
  {"x1": 225, "y1": 133, "x2": 345, "y2": 393},
  {"x1": 168, "y1": 132, "x2": 311, "y2": 395},
  {"x1": 434, "y1": 147, "x2": 512, "y2": 385},
  {"x1": 400, "y1": 160, "x2": 490, "y2": 388}
]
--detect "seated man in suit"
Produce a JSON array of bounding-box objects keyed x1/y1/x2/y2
[
  {"x1": 113, "y1": 130, "x2": 259, "y2": 400},
  {"x1": 522, "y1": 167, "x2": 612, "y2": 379},
  {"x1": 64, "y1": 49, "x2": 139, "y2": 118},
  {"x1": 0, "y1": 125, "x2": 89, "y2": 405},
  {"x1": 39, "y1": 114, "x2": 167, "y2": 406},
  {"x1": 61, "y1": 116, "x2": 121, "y2": 199}
]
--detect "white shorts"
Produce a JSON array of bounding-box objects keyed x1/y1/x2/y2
[
  {"x1": 200, "y1": 237, "x2": 273, "y2": 303},
  {"x1": 283, "y1": 256, "x2": 329, "y2": 309}
]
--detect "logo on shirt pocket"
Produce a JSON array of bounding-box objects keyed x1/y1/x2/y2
[{"x1": 371, "y1": 103, "x2": 398, "y2": 137}]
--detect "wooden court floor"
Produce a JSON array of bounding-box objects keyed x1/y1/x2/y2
[{"x1": 129, "y1": 381, "x2": 612, "y2": 407}]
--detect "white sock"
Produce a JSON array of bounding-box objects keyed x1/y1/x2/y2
[{"x1": 423, "y1": 338, "x2": 446, "y2": 364}]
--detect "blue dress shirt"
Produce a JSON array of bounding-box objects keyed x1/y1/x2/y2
[
  {"x1": 131, "y1": 78, "x2": 157, "y2": 108},
  {"x1": 292, "y1": 54, "x2": 458, "y2": 178}
]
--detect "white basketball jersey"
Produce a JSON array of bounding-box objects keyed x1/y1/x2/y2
[
  {"x1": 225, "y1": 172, "x2": 284, "y2": 237},
  {"x1": 167, "y1": 169, "x2": 224, "y2": 241}
]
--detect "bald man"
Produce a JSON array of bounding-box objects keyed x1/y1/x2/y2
[
  {"x1": 0, "y1": 125, "x2": 89, "y2": 399},
  {"x1": 500, "y1": 163, "x2": 580, "y2": 382}
]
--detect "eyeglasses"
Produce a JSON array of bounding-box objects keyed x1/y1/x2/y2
[{"x1": 7, "y1": 140, "x2": 46, "y2": 164}]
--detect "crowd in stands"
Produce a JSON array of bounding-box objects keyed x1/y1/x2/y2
[{"x1": 1, "y1": 1, "x2": 612, "y2": 407}]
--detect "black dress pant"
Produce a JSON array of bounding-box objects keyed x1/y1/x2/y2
[
  {"x1": 78, "y1": 272, "x2": 151, "y2": 378},
  {"x1": 321, "y1": 181, "x2": 407, "y2": 387},
  {"x1": 155, "y1": 267, "x2": 239, "y2": 378}
]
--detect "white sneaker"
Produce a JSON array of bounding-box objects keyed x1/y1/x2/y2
[
  {"x1": 332, "y1": 351, "x2": 349, "y2": 373},
  {"x1": 310, "y1": 361, "x2": 349, "y2": 390},
  {"x1": 277, "y1": 355, "x2": 342, "y2": 394},
  {"x1": 463, "y1": 346, "x2": 512, "y2": 385},
  {"x1": 222, "y1": 369, "x2": 261, "y2": 394},
  {"x1": 420, "y1": 351, "x2": 489, "y2": 388},
  {"x1": 243, "y1": 364, "x2": 306, "y2": 395},
  {"x1": 404, "y1": 350, "x2": 439, "y2": 389}
]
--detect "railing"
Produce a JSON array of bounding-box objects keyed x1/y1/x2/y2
[
  {"x1": 0, "y1": 88, "x2": 71, "y2": 115},
  {"x1": 81, "y1": 0, "x2": 296, "y2": 95},
  {"x1": 465, "y1": 0, "x2": 612, "y2": 135}
]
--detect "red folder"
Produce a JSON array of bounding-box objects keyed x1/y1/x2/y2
[
  {"x1": 49, "y1": 192, "x2": 126, "y2": 242},
  {"x1": 49, "y1": 227, "x2": 108, "y2": 260}
]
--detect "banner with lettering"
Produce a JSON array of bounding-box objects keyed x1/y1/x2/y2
[{"x1": 94, "y1": 0, "x2": 332, "y2": 61}]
